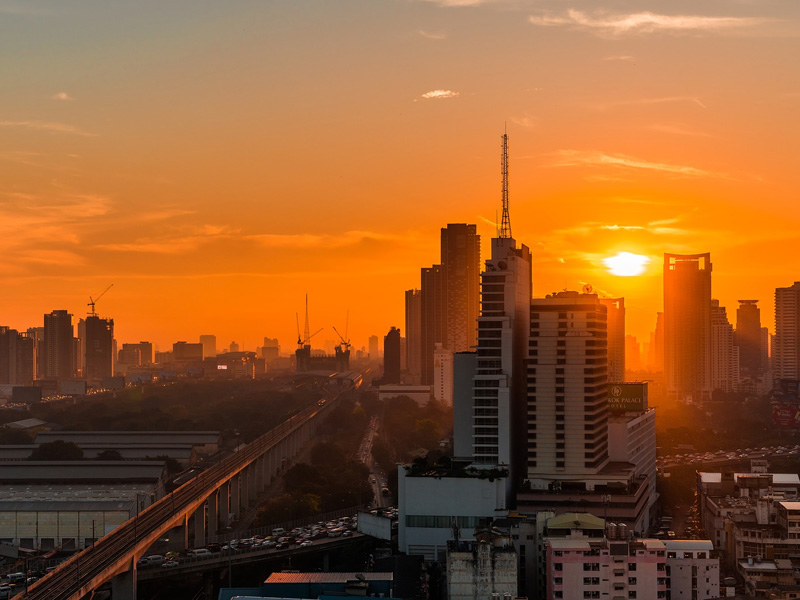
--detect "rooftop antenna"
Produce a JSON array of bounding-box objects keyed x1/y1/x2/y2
[
  {"x1": 500, "y1": 125, "x2": 512, "y2": 239},
  {"x1": 303, "y1": 293, "x2": 311, "y2": 347}
]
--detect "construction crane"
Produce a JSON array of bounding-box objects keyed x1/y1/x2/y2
[
  {"x1": 296, "y1": 294, "x2": 322, "y2": 348},
  {"x1": 333, "y1": 310, "x2": 351, "y2": 352},
  {"x1": 87, "y1": 284, "x2": 113, "y2": 316}
]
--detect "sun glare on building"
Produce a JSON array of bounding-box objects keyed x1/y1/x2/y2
[{"x1": 603, "y1": 252, "x2": 651, "y2": 276}]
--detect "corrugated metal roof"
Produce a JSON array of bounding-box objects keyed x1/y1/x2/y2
[
  {"x1": 0, "y1": 461, "x2": 165, "y2": 481},
  {"x1": 4, "y1": 418, "x2": 47, "y2": 429},
  {"x1": 264, "y1": 572, "x2": 393, "y2": 584},
  {"x1": 35, "y1": 431, "x2": 220, "y2": 445},
  {"x1": 546, "y1": 539, "x2": 591, "y2": 550}
]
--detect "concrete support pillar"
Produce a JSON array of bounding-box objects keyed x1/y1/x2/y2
[
  {"x1": 166, "y1": 515, "x2": 188, "y2": 552},
  {"x1": 231, "y1": 474, "x2": 241, "y2": 519},
  {"x1": 111, "y1": 558, "x2": 137, "y2": 600},
  {"x1": 260, "y1": 455, "x2": 268, "y2": 488},
  {"x1": 268, "y1": 448, "x2": 277, "y2": 483},
  {"x1": 322, "y1": 551, "x2": 330, "y2": 572},
  {"x1": 208, "y1": 490, "x2": 218, "y2": 539},
  {"x1": 248, "y1": 464, "x2": 257, "y2": 501},
  {"x1": 255, "y1": 457, "x2": 264, "y2": 492},
  {"x1": 193, "y1": 504, "x2": 206, "y2": 549},
  {"x1": 220, "y1": 481, "x2": 232, "y2": 528},
  {"x1": 241, "y1": 468, "x2": 250, "y2": 509}
]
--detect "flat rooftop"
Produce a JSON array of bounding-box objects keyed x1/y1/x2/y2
[
  {"x1": 35, "y1": 431, "x2": 220, "y2": 445},
  {"x1": 0, "y1": 461, "x2": 165, "y2": 482},
  {"x1": 264, "y1": 572, "x2": 393, "y2": 584}
]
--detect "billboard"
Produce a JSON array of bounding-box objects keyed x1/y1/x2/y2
[
  {"x1": 608, "y1": 382, "x2": 648, "y2": 413},
  {"x1": 772, "y1": 403, "x2": 800, "y2": 428},
  {"x1": 12, "y1": 386, "x2": 42, "y2": 404},
  {"x1": 60, "y1": 380, "x2": 87, "y2": 396}
]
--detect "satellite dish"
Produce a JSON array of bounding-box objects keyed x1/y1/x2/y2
[{"x1": 582, "y1": 284, "x2": 593, "y2": 294}]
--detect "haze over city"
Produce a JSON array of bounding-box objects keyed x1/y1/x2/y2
[{"x1": 2, "y1": 0, "x2": 800, "y2": 351}]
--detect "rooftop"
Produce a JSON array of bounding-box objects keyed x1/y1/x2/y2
[{"x1": 264, "y1": 572, "x2": 393, "y2": 584}]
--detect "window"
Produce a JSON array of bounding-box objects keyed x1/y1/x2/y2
[
  {"x1": 554, "y1": 563, "x2": 563, "y2": 571},
  {"x1": 628, "y1": 563, "x2": 636, "y2": 571}
]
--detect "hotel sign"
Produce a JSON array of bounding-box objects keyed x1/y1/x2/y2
[{"x1": 608, "y1": 382, "x2": 647, "y2": 413}]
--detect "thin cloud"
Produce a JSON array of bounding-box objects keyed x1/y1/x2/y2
[
  {"x1": 417, "y1": 29, "x2": 447, "y2": 40},
  {"x1": 529, "y1": 10, "x2": 766, "y2": 36},
  {"x1": 417, "y1": 90, "x2": 459, "y2": 100},
  {"x1": 0, "y1": 120, "x2": 96, "y2": 136},
  {"x1": 415, "y1": 0, "x2": 499, "y2": 6},
  {"x1": 511, "y1": 115, "x2": 538, "y2": 129},
  {"x1": 52, "y1": 92, "x2": 74, "y2": 101},
  {"x1": 594, "y1": 96, "x2": 707, "y2": 110},
  {"x1": 604, "y1": 55, "x2": 634, "y2": 61},
  {"x1": 551, "y1": 150, "x2": 721, "y2": 178},
  {"x1": 647, "y1": 123, "x2": 716, "y2": 138}
]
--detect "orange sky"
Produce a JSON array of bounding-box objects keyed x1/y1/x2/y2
[{"x1": 2, "y1": 1, "x2": 799, "y2": 353}]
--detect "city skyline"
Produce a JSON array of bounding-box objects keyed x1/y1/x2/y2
[{"x1": 2, "y1": 1, "x2": 799, "y2": 350}]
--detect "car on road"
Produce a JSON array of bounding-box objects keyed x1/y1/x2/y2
[{"x1": 299, "y1": 540, "x2": 313, "y2": 547}]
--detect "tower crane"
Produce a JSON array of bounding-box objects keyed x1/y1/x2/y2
[
  {"x1": 333, "y1": 310, "x2": 351, "y2": 352},
  {"x1": 296, "y1": 295, "x2": 322, "y2": 348},
  {"x1": 88, "y1": 284, "x2": 113, "y2": 316}
]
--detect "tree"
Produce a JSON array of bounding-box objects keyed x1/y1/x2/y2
[
  {"x1": 96, "y1": 449, "x2": 123, "y2": 461},
  {"x1": 30, "y1": 441, "x2": 83, "y2": 461}
]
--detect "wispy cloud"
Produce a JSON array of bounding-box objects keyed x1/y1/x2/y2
[
  {"x1": 415, "y1": 0, "x2": 499, "y2": 6},
  {"x1": 647, "y1": 123, "x2": 716, "y2": 138},
  {"x1": 417, "y1": 89, "x2": 459, "y2": 100},
  {"x1": 593, "y1": 96, "x2": 707, "y2": 110},
  {"x1": 529, "y1": 10, "x2": 766, "y2": 36},
  {"x1": 604, "y1": 55, "x2": 634, "y2": 61},
  {"x1": 52, "y1": 92, "x2": 74, "y2": 101},
  {"x1": 550, "y1": 150, "x2": 720, "y2": 178},
  {"x1": 511, "y1": 115, "x2": 538, "y2": 129},
  {"x1": 0, "y1": 120, "x2": 96, "y2": 136},
  {"x1": 417, "y1": 29, "x2": 447, "y2": 40}
]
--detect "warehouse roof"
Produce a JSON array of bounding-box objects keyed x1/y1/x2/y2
[
  {"x1": 264, "y1": 573, "x2": 393, "y2": 584},
  {"x1": 0, "y1": 461, "x2": 166, "y2": 482},
  {"x1": 36, "y1": 431, "x2": 219, "y2": 445}
]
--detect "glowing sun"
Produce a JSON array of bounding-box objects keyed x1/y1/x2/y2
[{"x1": 603, "y1": 252, "x2": 651, "y2": 276}]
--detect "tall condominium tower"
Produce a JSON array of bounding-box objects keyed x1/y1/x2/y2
[
  {"x1": 710, "y1": 300, "x2": 739, "y2": 393},
  {"x1": 601, "y1": 297, "x2": 625, "y2": 382},
  {"x1": 736, "y1": 300, "x2": 762, "y2": 377},
  {"x1": 43, "y1": 310, "x2": 74, "y2": 380},
  {"x1": 663, "y1": 253, "x2": 712, "y2": 402},
  {"x1": 383, "y1": 326, "x2": 401, "y2": 384},
  {"x1": 200, "y1": 335, "x2": 217, "y2": 358},
  {"x1": 441, "y1": 223, "x2": 481, "y2": 354},
  {"x1": 85, "y1": 315, "x2": 114, "y2": 381},
  {"x1": 774, "y1": 282, "x2": 800, "y2": 380},
  {"x1": 471, "y1": 236, "x2": 532, "y2": 476},
  {"x1": 420, "y1": 264, "x2": 445, "y2": 384},
  {"x1": 405, "y1": 289, "x2": 422, "y2": 383},
  {"x1": 526, "y1": 291, "x2": 609, "y2": 483}
]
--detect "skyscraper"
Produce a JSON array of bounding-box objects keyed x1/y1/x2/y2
[
  {"x1": 710, "y1": 300, "x2": 739, "y2": 393},
  {"x1": 84, "y1": 315, "x2": 114, "y2": 381},
  {"x1": 773, "y1": 282, "x2": 800, "y2": 381},
  {"x1": 200, "y1": 335, "x2": 217, "y2": 358},
  {"x1": 663, "y1": 253, "x2": 712, "y2": 403},
  {"x1": 526, "y1": 291, "x2": 609, "y2": 482},
  {"x1": 405, "y1": 289, "x2": 422, "y2": 383},
  {"x1": 471, "y1": 235, "x2": 532, "y2": 475},
  {"x1": 43, "y1": 310, "x2": 74, "y2": 380},
  {"x1": 420, "y1": 264, "x2": 445, "y2": 384},
  {"x1": 601, "y1": 297, "x2": 625, "y2": 382},
  {"x1": 736, "y1": 300, "x2": 762, "y2": 377},
  {"x1": 441, "y1": 223, "x2": 480, "y2": 353},
  {"x1": 383, "y1": 326, "x2": 401, "y2": 384}
]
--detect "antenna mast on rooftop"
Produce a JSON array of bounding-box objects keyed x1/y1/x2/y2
[
  {"x1": 303, "y1": 294, "x2": 311, "y2": 345},
  {"x1": 500, "y1": 127, "x2": 512, "y2": 239}
]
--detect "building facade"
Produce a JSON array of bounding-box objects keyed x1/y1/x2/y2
[
  {"x1": 663, "y1": 253, "x2": 713, "y2": 403},
  {"x1": 774, "y1": 282, "x2": 800, "y2": 381}
]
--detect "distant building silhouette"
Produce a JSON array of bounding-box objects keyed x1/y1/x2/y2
[
  {"x1": 85, "y1": 315, "x2": 114, "y2": 381},
  {"x1": 368, "y1": 335, "x2": 379, "y2": 360},
  {"x1": 420, "y1": 264, "x2": 445, "y2": 384},
  {"x1": 773, "y1": 282, "x2": 800, "y2": 381},
  {"x1": 664, "y1": 253, "x2": 712, "y2": 403},
  {"x1": 0, "y1": 326, "x2": 34, "y2": 385},
  {"x1": 199, "y1": 335, "x2": 217, "y2": 358},
  {"x1": 601, "y1": 298, "x2": 625, "y2": 381},
  {"x1": 710, "y1": 299, "x2": 739, "y2": 394},
  {"x1": 433, "y1": 343, "x2": 453, "y2": 404},
  {"x1": 43, "y1": 310, "x2": 74, "y2": 380},
  {"x1": 441, "y1": 223, "x2": 481, "y2": 353},
  {"x1": 173, "y1": 341, "x2": 203, "y2": 361},
  {"x1": 383, "y1": 326, "x2": 401, "y2": 384},
  {"x1": 405, "y1": 289, "x2": 422, "y2": 383}
]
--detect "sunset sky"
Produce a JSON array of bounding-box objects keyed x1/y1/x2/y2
[{"x1": 2, "y1": 0, "x2": 799, "y2": 353}]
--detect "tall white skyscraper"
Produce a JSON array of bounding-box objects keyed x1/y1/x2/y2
[
  {"x1": 774, "y1": 282, "x2": 800, "y2": 381},
  {"x1": 710, "y1": 299, "x2": 739, "y2": 393},
  {"x1": 526, "y1": 291, "x2": 609, "y2": 483}
]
